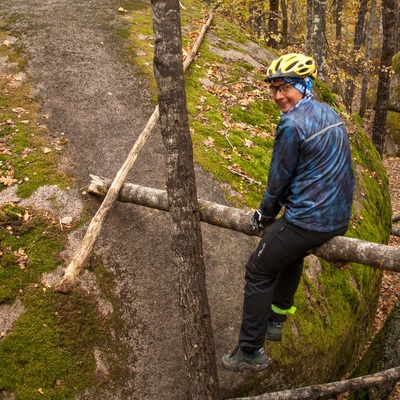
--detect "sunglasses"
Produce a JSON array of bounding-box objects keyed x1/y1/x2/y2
[{"x1": 269, "y1": 83, "x2": 293, "y2": 95}]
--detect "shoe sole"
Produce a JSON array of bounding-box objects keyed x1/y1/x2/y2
[{"x1": 221, "y1": 356, "x2": 270, "y2": 372}]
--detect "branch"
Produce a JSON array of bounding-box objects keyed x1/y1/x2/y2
[
  {"x1": 227, "y1": 366, "x2": 400, "y2": 399},
  {"x1": 54, "y1": 12, "x2": 214, "y2": 294},
  {"x1": 88, "y1": 176, "x2": 400, "y2": 273}
]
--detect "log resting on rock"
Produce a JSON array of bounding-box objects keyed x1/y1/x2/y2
[{"x1": 88, "y1": 175, "x2": 400, "y2": 273}]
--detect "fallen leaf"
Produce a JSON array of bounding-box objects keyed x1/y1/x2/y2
[
  {"x1": 202, "y1": 136, "x2": 215, "y2": 148},
  {"x1": 0, "y1": 176, "x2": 18, "y2": 186},
  {"x1": 60, "y1": 216, "x2": 73, "y2": 225}
]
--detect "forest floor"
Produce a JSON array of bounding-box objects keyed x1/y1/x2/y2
[
  {"x1": 376, "y1": 156, "x2": 400, "y2": 337},
  {"x1": 362, "y1": 155, "x2": 400, "y2": 398}
]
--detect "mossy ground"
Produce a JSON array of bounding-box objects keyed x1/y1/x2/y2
[{"x1": 0, "y1": 18, "x2": 116, "y2": 400}]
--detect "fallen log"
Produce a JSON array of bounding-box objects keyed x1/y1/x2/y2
[
  {"x1": 88, "y1": 175, "x2": 400, "y2": 273},
  {"x1": 227, "y1": 365, "x2": 400, "y2": 400},
  {"x1": 54, "y1": 12, "x2": 214, "y2": 294}
]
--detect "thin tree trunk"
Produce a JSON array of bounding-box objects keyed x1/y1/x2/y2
[
  {"x1": 305, "y1": 0, "x2": 313, "y2": 55},
  {"x1": 268, "y1": 0, "x2": 279, "y2": 48},
  {"x1": 344, "y1": 0, "x2": 369, "y2": 112},
  {"x1": 289, "y1": 0, "x2": 297, "y2": 44},
  {"x1": 88, "y1": 176, "x2": 400, "y2": 273},
  {"x1": 151, "y1": 1, "x2": 220, "y2": 399},
  {"x1": 360, "y1": 0, "x2": 376, "y2": 117},
  {"x1": 335, "y1": 0, "x2": 343, "y2": 53},
  {"x1": 372, "y1": 0, "x2": 398, "y2": 156},
  {"x1": 313, "y1": 0, "x2": 327, "y2": 79},
  {"x1": 280, "y1": 0, "x2": 288, "y2": 46}
]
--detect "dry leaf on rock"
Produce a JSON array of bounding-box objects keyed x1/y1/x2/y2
[{"x1": 0, "y1": 176, "x2": 18, "y2": 186}]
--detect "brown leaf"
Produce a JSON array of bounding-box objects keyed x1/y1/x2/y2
[{"x1": 0, "y1": 176, "x2": 18, "y2": 186}]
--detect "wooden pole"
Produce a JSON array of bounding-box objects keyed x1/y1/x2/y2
[
  {"x1": 55, "y1": 12, "x2": 214, "y2": 294},
  {"x1": 88, "y1": 176, "x2": 400, "y2": 273}
]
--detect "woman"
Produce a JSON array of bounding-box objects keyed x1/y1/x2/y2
[{"x1": 222, "y1": 53, "x2": 355, "y2": 372}]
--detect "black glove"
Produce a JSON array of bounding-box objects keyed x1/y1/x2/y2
[{"x1": 250, "y1": 210, "x2": 269, "y2": 231}]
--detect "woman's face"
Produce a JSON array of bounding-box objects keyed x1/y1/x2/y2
[{"x1": 270, "y1": 82, "x2": 303, "y2": 113}]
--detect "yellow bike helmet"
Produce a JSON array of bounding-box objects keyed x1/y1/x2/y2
[{"x1": 265, "y1": 53, "x2": 317, "y2": 81}]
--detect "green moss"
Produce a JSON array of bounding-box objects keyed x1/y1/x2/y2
[
  {"x1": 0, "y1": 287, "x2": 110, "y2": 400},
  {"x1": 0, "y1": 204, "x2": 65, "y2": 303},
  {"x1": 387, "y1": 110, "x2": 400, "y2": 149},
  {"x1": 0, "y1": 77, "x2": 71, "y2": 198},
  {"x1": 392, "y1": 51, "x2": 400, "y2": 73},
  {"x1": 314, "y1": 79, "x2": 338, "y2": 106}
]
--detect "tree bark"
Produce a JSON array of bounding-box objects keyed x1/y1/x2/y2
[
  {"x1": 226, "y1": 366, "x2": 400, "y2": 400},
  {"x1": 372, "y1": 0, "x2": 398, "y2": 156},
  {"x1": 289, "y1": 0, "x2": 297, "y2": 44},
  {"x1": 305, "y1": 0, "x2": 313, "y2": 55},
  {"x1": 334, "y1": 0, "x2": 343, "y2": 53},
  {"x1": 151, "y1": 1, "x2": 220, "y2": 399},
  {"x1": 280, "y1": 0, "x2": 288, "y2": 46},
  {"x1": 359, "y1": 0, "x2": 376, "y2": 117},
  {"x1": 313, "y1": 0, "x2": 327, "y2": 79},
  {"x1": 344, "y1": 0, "x2": 368, "y2": 112},
  {"x1": 88, "y1": 176, "x2": 400, "y2": 273},
  {"x1": 268, "y1": 0, "x2": 279, "y2": 48}
]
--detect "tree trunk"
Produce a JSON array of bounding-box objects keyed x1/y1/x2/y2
[
  {"x1": 268, "y1": 0, "x2": 279, "y2": 48},
  {"x1": 280, "y1": 0, "x2": 288, "y2": 46},
  {"x1": 313, "y1": 0, "x2": 327, "y2": 79},
  {"x1": 88, "y1": 176, "x2": 400, "y2": 273},
  {"x1": 289, "y1": 0, "x2": 297, "y2": 44},
  {"x1": 151, "y1": 1, "x2": 220, "y2": 399},
  {"x1": 344, "y1": 0, "x2": 368, "y2": 112},
  {"x1": 334, "y1": 0, "x2": 343, "y2": 53},
  {"x1": 372, "y1": 0, "x2": 398, "y2": 156},
  {"x1": 359, "y1": 0, "x2": 376, "y2": 117},
  {"x1": 305, "y1": 0, "x2": 313, "y2": 55}
]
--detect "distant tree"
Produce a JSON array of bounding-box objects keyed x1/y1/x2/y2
[
  {"x1": 360, "y1": 0, "x2": 377, "y2": 117},
  {"x1": 305, "y1": 0, "x2": 313, "y2": 55},
  {"x1": 268, "y1": 0, "x2": 280, "y2": 48},
  {"x1": 249, "y1": 1, "x2": 266, "y2": 39},
  {"x1": 313, "y1": 0, "x2": 327, "y2": 79},
  {"x1": 344, "y1": 0, "x2": 369, "y2": 112},
  {"x1": 289, "y1": 0, "x2": 298, "y2": 44},
  {"x1": 280, "y1": 0, "x2": 288, "y2": 45},
  {"x1": 372, "y1": 0, "x2": 398, "y2": 156},
  {"x1": 150, "y1": 0, "x2": 220, "y2": 398},
  {"x1": 334, "y1": 0, "x2": 344, "y2": 53}
]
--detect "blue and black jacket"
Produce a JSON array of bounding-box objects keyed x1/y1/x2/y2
[{"x1": 259, "y1": 98, "x2": 355, "y2": 232}]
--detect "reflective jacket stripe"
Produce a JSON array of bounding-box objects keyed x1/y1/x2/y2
[{"x1": 304, "y1": 122, "x2": 344, "y2": 144}]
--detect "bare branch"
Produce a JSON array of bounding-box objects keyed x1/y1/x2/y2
[{"x1": 227, "y1": 365, "x2": 400, "y2": 399}]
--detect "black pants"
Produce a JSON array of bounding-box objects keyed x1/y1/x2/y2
[{"x1": 239, "y1": 216, "x2": 347, "y2": 349}]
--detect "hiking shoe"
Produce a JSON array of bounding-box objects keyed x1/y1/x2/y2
[
  {"x1": 221, "y1": 346, "x2": 269, "y2": 372},
  {"x1": 265, "y1": 320, "x2": 283, "y2": 341}
]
